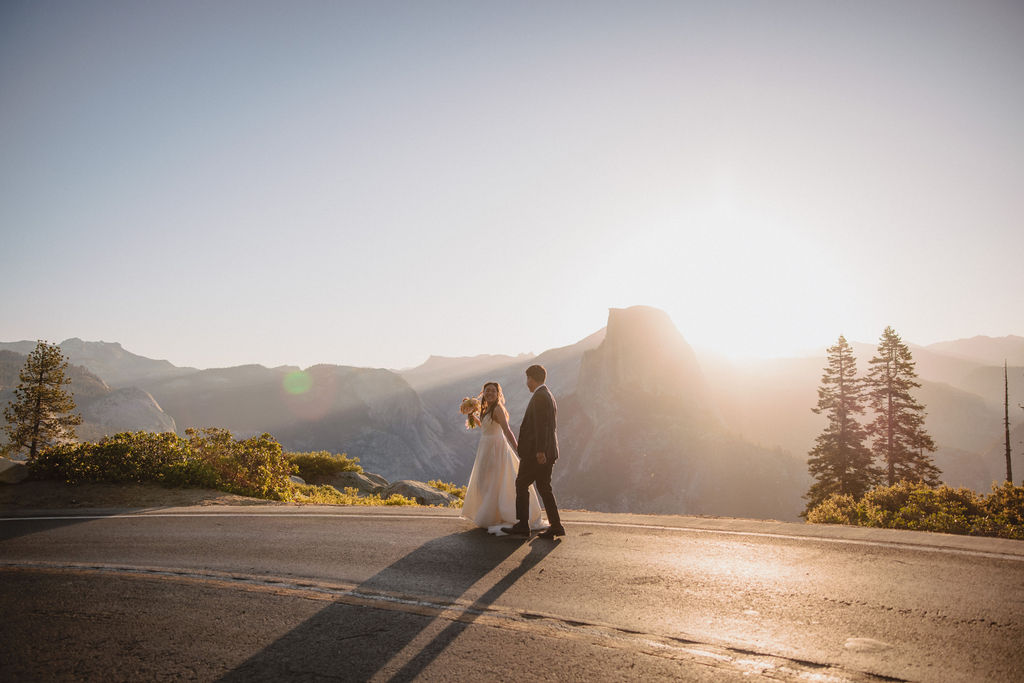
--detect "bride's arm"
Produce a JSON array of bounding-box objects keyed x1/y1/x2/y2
[{"x1": 492, "y1": 408, "x2": 518, "y2": 452}]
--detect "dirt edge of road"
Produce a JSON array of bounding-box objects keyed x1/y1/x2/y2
[{"x1": 0, "y1": 480, "x2": 273, "y2": 511}]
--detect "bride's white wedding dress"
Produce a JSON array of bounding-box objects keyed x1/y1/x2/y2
[{"x1": 461, "y1": 414, "x2": 544, "y2": 535}]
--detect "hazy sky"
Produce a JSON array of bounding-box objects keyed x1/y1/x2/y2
[{"x1": 2, "y1": 1, "x2": 1022, "y2": 370}]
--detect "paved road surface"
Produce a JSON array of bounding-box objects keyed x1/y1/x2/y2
[{"x1": 2, "y1": 506, "x2": 1022, "y2": 681}]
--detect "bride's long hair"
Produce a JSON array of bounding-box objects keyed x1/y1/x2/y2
[{"x1": 479, "y1": 382, "x2": 508, "y2": 423}]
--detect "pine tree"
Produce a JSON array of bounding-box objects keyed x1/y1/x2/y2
[
  {"x1": 804, "y1": 335, "x2": 878, "y2": 514},
  {"x1": 864, "y1": 327, "x2": 940, "y2": 486},
  {"x1": 3, "y1": 340, "x2": 82, "y2": 460}
]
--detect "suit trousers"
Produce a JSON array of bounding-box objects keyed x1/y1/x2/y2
[{"x1": 515, "y1": 457, "x2": 560, "y2": 528}]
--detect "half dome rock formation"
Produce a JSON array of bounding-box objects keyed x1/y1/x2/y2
[
  {"x1": 575, "y1": 306, "x2": 715, "y2": 425},
  {"x1": 556, "y1": 306, "x2": 806, "y2": 520}
]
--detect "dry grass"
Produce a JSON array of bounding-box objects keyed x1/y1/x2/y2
[{"x1": 0, "y1": 480, "x2": 274, "y2": 512}]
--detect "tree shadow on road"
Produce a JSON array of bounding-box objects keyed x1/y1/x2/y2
[
  {"x1": 217, "y1": 529, "x2": 558, "y2": 682},
  {"x1": 0, "y1": 514, "x2": 108, "y2": 543}
]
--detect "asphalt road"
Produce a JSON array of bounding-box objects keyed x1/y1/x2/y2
[{"x1": 2, "y1": 506, "x2": 1022, "y2": 682}]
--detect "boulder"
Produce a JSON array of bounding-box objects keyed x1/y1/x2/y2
[
  {"x1": 289, "y1": 475, "x2": 307, "y2": 485},
  {"x1": 379, "y1": 480, "x2": 458, "y2": 506},
  {"x1": 0, "y1": 457, "x2": 30, "y2": 484},
  {"x1": 362, "y1": 471, "x2": 390, "y2": 489},
  {"x1": 322, "y1": 471, "x2": 385, "y2": 495}
]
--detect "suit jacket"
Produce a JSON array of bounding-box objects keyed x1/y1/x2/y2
[{"x1": 518, "y1": 384, "x2": 558, "y2": 463}]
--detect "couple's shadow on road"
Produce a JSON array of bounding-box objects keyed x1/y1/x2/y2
[{"x1": 218, "y1": 529, "x2": 559, "y2": 682}]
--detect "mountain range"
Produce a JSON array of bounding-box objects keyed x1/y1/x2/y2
[
  {"x1": 0, "y1": 349, "x2": 176, "y2": 442},
  {"x1": 2, "y1": 312, "x2": 1022, "y2": 520}
]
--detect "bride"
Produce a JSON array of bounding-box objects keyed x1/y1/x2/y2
[{"x1": 461, "y1": 381, "x2": 544, "y2": 535}]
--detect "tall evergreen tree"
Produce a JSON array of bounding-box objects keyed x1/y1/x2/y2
[
  {"x1": 2, "y1": 341, "x2": 82, "y2": 460},
  {"x1": 804, "y1": 335, "x2": 877, "y2": 514},
  {"x1": 864, "y1": 326, "x2": 940, "y2": 486}
]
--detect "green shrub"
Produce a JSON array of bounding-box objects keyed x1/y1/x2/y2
[
  {"x1": 805, "y1": 493, "x2": 858, "y2": 525},
  {"x1": 186, "y1": 428, "x2": 292, "y2": 500},
  {"x1": 382, "y1": 493, "x2": 417, "y2": 506},
  {"x1": 428, "y1": 480, "x2": 466, "y2": 502},
  {"x1": 807, "y1": 480, "x2": 1024, "y2": 539},
  {"x1": 31, "y1": 428, "x2": 295, "y2": 500},
  {"x1": 284, "y1": 484, "x2": 418, "y2": 506},
  {"x1": 857, "y1": 480, "x2": 915, "y2": 528},
  {"x1": 979, "y1": 482, "x2": 1024, "y2": 540},
  {"x1": 855, "y1": 482, "x2": 974, "y2": 533},
  {"x1": 29, "y1": 432, "x2": 195, "y2": 485},
  {"x1": 906, "y1": 486, "x2": 984, "y2": 534},
  {"x1": 289, "y1": 483, "x2": 358, "y2": 505},
  {"x1": 28, "y1": 443, "x2": 90, "y2": 483},
  {"x1": 27, "y1": 428, "x2": 436, "y2": 508},
  {"x1": 285, "y1": 450, "x2": 362, "y2": 482},
  {"x1": 158, "y1": 458, "x2": 220, "y2": 489}
]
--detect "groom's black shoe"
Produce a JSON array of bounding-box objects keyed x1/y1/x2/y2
[
  {"x1": 501, "y1": 523, "x2": 531, "y2": 536},
  {"x1": 537, "y1": 526, "x2": 565, "y2": 539}
]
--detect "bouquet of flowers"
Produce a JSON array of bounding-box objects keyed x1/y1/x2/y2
[{"x1": 459, "y1": 396, "x2": 482, "y2": 429}]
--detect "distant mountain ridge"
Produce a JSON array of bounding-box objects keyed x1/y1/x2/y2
[
  {"x1": 0, "y1": 349, "x2": 176, "y2": 441},
  {"x1": 401, "y1": 352, "x2": 535, "y2": 393},
  {"x1": 926, "y1": 335, "x2": 1024, "y2": 367},
  {"x1": 2, "y1": 320, "x2": 1021, "y2": 518},
  {"x1": 0, "y1": 338, "x2": 195, "y2": 387},
  {"x1": 140, "y1": 363, "x2": 459, "y2": 481}
]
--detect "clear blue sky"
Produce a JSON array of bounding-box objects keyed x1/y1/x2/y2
[{"x1": 2, "y1": 1, "x2": 1022, "y2": 370}]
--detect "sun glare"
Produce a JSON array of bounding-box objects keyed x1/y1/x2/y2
[{"x1": 609, "y1": 208, "x2": 850, "y2": 361}]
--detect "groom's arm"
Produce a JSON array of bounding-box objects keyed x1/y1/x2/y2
[{"x1": 534, "y1": 390, "x2": 556, "y2": 464}]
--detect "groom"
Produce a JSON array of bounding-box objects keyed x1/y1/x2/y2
[{"x1": 504, "y1": 364, "x2": 565, "y2": 539}]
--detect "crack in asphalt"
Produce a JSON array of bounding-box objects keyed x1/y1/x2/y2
[{"x1": 2, "y1": 561, "x2": 904, "y2": 682}]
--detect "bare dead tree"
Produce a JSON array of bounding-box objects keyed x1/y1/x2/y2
[{"x1": 1005, "y1": 361, "x2": 1012, "y2": 483}]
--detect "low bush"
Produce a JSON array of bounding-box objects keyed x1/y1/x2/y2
[
  {"x1": 979, "y1": 482, "x2": 1024, "y2": 539},
  {"x1": 805, "y1": 493, "x2": 858, "y2": 525},
  {"x1": 30, "y1": 432, "x2": 199, "y2": 486},
  {"x1": 285, "y1": 450, "x2": 362, "y2": 481},
  {"x1": 289, "y1": 483, "x2": 361, "y2": 505},
  {"x1": 428, "y1": 480, "x2": 466, "y2": 502},
  {"x1": 27, "y1": 428, "x2": 429, "y2": 508},
  {"x1": 288, "y1": 484, "x2": 417, "y2": 506},
  {"x1": 807, "y1": 480, "x2": 1024, "y2": 540},
  {"x1": 183, "y1": 428, "x2": 293, "y2": 500}
]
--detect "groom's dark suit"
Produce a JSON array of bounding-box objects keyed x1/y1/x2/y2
[{"x1": 515, "y1": 384, "x2": 561, "y2": 529}]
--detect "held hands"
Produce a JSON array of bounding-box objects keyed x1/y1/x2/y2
[{"x1": 536, "y1": 451, "x2": 547, "y2": 465}]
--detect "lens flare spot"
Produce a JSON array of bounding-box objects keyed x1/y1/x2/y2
[{"x1": 283, "y1": 371, "x2": 313, "y2": 395}]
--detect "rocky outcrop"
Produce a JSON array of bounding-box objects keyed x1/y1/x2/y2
[
  {"x1": 361, "y1": 472, "x2": 389, "y2": 489},
  {"x1": 319, "y1": 471, "x2": 386, "y2": 495},
  {"x1": 78, "y1": 387, "x2": 177, "y2": 440},
  {"x1": 379, "y1": 480, "x2": 458, "y2": 506},
  {"x1": 0, "y1": 457, "x2": 29, "y2": 484}
]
